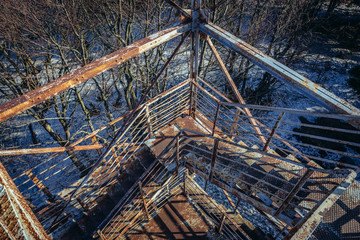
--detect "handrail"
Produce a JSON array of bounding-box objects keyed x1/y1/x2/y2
[
  {"x1": 49, "y1": 33, "x2": 190, "y2": 229},
  {"x1": 194, "y1": 76, "x2": 360, "y2": 169},
  {"x1": 220, "y1": 101, "x2": 360, "y2": 120},
  {"x1": 179, "y1": 128, "x2": 352, "y2": 173},
  {"x1": 95, "y1": 130, "x2": 183, "y2": 233}
]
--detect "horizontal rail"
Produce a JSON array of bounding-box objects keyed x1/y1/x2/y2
[
  {"x1": 0, "y1": 145, "x2": 104, "y2": 156},
  {"x1": 219, "y1": 102, "x2": 360, "y2": 121}
]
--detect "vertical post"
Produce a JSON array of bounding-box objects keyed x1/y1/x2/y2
[
  {"x1": 190, "y1": 0, "x2": 201, "y2": 120},
  {"x1": 262, "y1": 112, "x2": 285, "y2": 152},
  {"x1": 139, "y1": 181, "x2": 150, "y2": 220},
  {"x1": 212, "y1": 102, "x2": 220, "y2": 136},
  {"x1": 205, "y1": 139, "x2": 219, "y2": 191},
  {"x1": 218, "y1": 213, "x2": 226, "y2": 234},
  {"x1": 176, "y1": 136, "x2": 180, "y2": 175},
  {"x1": 274, "y1": 168, "x2": 313, "y2": 217},
  {"x1": 76, "y1": 197, "x2": 89, "y2": 212},
  {"x1": 183, "y1": 171, "x2": 187, "y2": 196},
  {"x1": 189, "y1": 80, "x2": 194, "y2": 117},
  {"x1": 229, "y1": 108, "x2": 242, "y2": 138},
  {"x1": 234, "y1": 198, "x2": 241, "y2": 214},
  {"x1": 145, "y1": 104, "x2": 153, "y2": 138}
]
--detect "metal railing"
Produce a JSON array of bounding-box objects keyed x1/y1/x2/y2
[
  {"x1": 193, "y1": 77, "x2": 360, "y2": 171},
  {"x1": 180, "y1": 128, "x2": 356, "y2": 231},
  {"x1": 4, "y1": 76, "x2": 359, "y2": 238},
  {"x1": 95, "y1": 132, "x2": 185, "y2": 240},
  {"x1": 0, "y1": 161, "x2": 50, "y2": 239},
  {"x1": 96, "y1": 130, "x2": 249, "y2": 240},
  {"x1": 8, "y1": 80, "x2": 190, "y2": 233},
  {"x1": 95, "y1": 125, "x2": 357, "y2": 239}
]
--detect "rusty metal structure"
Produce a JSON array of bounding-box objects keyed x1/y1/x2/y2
[{"x1": 0, "y1": 1, "x2": 359, "y2": 239}]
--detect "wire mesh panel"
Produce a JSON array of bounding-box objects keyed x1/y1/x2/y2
[{"x1": 310, "y1": 181, "x2": 360, "y2": 240}]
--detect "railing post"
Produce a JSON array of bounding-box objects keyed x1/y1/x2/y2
[
  {"x1": 189, "y1": 81, "x2": 194, "y2": 117},
  {"x1": 274, "y1": 168, "x2": 313, "y2": 217},
  {"x1": 139, "y1": 181, "x2": 150, "y2": 220},
  {"x1": 176, "y1": 136, "x2": 180, "y2": 175},
  {"x1": 76, "y1": 197, "x2": 89, "y2": 212},
  {"x1": 189, "y1": 80, "x2": 197, "y2": 119},
  {"x1": 183, "y1": 171, "x2": 187, "y2": 195},
  {"x1": 25, "y1": 170, "x2": 54, "y2": 202},
  {"x1": 262, "y1": 112, "x2": 285, "y2": 152},
  {"x1": 229, "y1": 108, "x2": 242, "y2": 138},
  {"x1": 205, "y1": 139, "x2": 219, "y2": 191},
  {"x1": 212, "y1": 102, "x2": 220, "y2": 136},
  {"x1": 218, "y1": 213, "x2": 226, "y2": 234},
  {"x1": 234, "y1": 198, "x2": 240, "y2": 214},
  {"x1": 145, "y1": 104, "x2": 153, "y2": 138}
]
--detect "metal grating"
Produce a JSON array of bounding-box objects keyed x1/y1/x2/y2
[{"x1": 311, "y1": 180, "x2": 360, "y2": 240}]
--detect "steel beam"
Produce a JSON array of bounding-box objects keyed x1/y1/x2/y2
[
  {"x1": 206, "y1": 36, "x2": 267, "y2": 144},
  {"x1": 200, "y1": 23, "x2": 360, "y2": 128},
  {"x1": 0, "y1": 24, "x2": 191, "y2": 123},
  {"x1": 0, "y1": 162, "x2": 50, "y2": 240},
  {"x1": 0, "y1": 144, "x2": 104, "y2": 156},
  {"x1": 166, "y1": 0, "x2": 192, "y2": 19}
]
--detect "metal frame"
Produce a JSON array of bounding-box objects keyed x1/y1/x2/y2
[
  {"x1": 199, "y1": 23, "x2": 360, "y2": 125},
  {"x1": 0, "y1": 0, "x2": 359, "y2": 239}
]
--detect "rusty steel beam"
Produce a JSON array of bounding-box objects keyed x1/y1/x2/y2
[
  {"x1": 0, "y1": 144, "x2": 104, "y2": 156},
  {"x1": 206, "y1": 36, "x2": 267, "y2": 144},
  {"x1": 200, "y1": 23, "x2": 360, "y2": 128},
  {"x1": 0, "y1": 162, "x2": 49, "y2": 240},
  {"x1": 0, "y1": 24, "x2": 191, "y2": 123},
  {"x1": 283, "y1": 170, "x2": 356, "y2": 240},
  {"x1": 50, "y1": 34, "x2": 190, "y2": 229}
]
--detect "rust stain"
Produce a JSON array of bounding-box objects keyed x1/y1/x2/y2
[
  {"x1": 200, "y1": 22, "x2": 360, "y2": 123},
  {"x1": 0, "y1": 162, "x2": 50, "y2": 240},
  {"x1": 0, "y1": 24, "x2": 191, "y2": 123}
]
